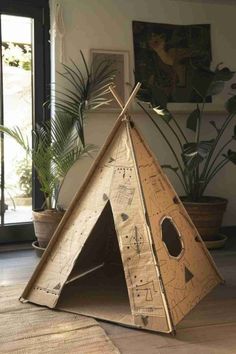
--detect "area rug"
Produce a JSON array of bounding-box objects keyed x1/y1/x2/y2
[{"x1": 0, "y1": 284, "x2": 120, "y2": 353}]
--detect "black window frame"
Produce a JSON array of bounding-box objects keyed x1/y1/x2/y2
[{"x1": 0, "y1": 0, "x2": 50, "y2": 243}]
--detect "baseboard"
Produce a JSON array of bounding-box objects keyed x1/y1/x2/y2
[{"x1": 0, "y1": 242, "x2": 33, "y2": 253}]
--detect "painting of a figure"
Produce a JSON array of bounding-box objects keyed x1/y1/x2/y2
[{"x1": 132, "y1": 21, "x2": 211, "y2": 103}]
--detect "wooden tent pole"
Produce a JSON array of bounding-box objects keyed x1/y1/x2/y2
[
  {"x1": 109, "y1": 82, "x2": 141, "y2": 118},
  {"x1": 109, "y1": 86, "x2": 124, "y2": 109}
]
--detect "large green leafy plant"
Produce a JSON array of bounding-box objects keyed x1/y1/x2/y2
[
  {"x1": 137, "y1": 65, "x2": 236, "y2": 202},
  {"x1": 0, "y1": 52, "x2": 115, "y2": 209}
]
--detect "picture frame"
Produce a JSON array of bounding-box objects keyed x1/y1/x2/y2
[
  {"x1": 132, "y1": 21, "x2": 212, "y2": 105},
  {"x1": 131, "y1": 20, "x2": 235, "y2": 114},
  {"x1": 90, "y1": 49, "x2": 130, "y2": 111}
]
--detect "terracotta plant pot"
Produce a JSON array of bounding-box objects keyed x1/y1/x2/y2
[
  {"x1": 32, "y1": 240, "x2": 45, "y2": 258},
  {"x1": 181, "y1": 196, "x2": 228, "y2": 241},
  {"x1": 32, "y1": 209, "x2": 64, "y2": 248}
]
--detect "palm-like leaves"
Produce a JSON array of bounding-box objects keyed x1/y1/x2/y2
[
  {"x1": 51, "y1": 51, "x2": 116, "y2": 146},
  {"x1": 0, "y1": 52, "x2": 114, "y2": 209},
  {"x1": 0, "y1": 114, "x2": 92, "y2": 209},
  {"x1": 137, "y1": 64, "x2": 236, "y2": 201}
]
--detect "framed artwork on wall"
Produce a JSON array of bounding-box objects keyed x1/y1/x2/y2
[
  {"x1": 131, "y1": 21, "x2": 232, "y2": 114},
  {"x1": 90, "y1": 49, "x2": 130, "y2": 110},
  {"x1": 132, "y1": 21, "x2": 212, "y2": 104}
]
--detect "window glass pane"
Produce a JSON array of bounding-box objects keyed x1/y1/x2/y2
[{"x1": 1, "y1": 15, "x2": 33, "y2": 224}]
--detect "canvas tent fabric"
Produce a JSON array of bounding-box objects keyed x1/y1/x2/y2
[{"x1": 20, "y1": 88, "x2": 222, "y2": 334}]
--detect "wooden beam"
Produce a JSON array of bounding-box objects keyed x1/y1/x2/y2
[
  {"x1": 118, "y1": 82, "x2": 141, "y2": 118},
  {"x1": 109, "y1": 85, "x2": 124, "y2": 109},
  {"x1": 109, "y1": 82, "x2": 141, "y2": 118}
]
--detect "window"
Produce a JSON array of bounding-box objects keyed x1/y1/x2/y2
[{"x1": 0, "y1": 0, "x2": 50, "y2": 243}]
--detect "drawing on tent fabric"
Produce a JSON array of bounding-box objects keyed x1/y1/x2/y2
[
  {"x1": 125, "y1": 264, "x2": 164, "y2": 317},
  {"x1": 129, "y1": 226, "x2": 144, "y2": 255},
  {"x1": 184, "y1": 266, "x2": 194, "y2": 283},
  {"x1": 115, "y1": 184, "x2": 135, "y2": 206},
  {"x1": 150, "y1": 175, "x2": 165, "y2": 193},
  {"x1": 135, "y1": 280, "x2": 158, "y2": 302},
  {"x1": 114, "y1": 167, "x2": 133, "y2": 179},
  {"x1": 120, "y1": 213, "x2": 129, "y2": 221},
  {"x1": 103, "y1": 193, "x2": 109, "y2": 201},
  {"x1": 143, "y1": 172, "x2": 174, "y2": 213},
  {"x1": 123, "y1": 236, "x2": 151, "y2": 264},
  {"x1": 148, "y1": 194, "x2": 162, "y2": 216},
  {"x1": 108, "y1": 157, "x2": 115, "y2": 163},
  {"x1": 53, "y1": 282, "x2": 61, "y2": 290}
]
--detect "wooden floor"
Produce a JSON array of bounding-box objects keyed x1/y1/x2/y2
[{"x1": 1, "y1": 236, "x2": 236, "y2": 354}]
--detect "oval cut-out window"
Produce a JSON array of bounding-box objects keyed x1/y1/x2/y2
[{"x1": 161, "y1": 217, "x2": 183, "y2": 258}]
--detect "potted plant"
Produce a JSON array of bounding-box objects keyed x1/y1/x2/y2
[
  {"x1": 136, "y1": 64, "x2": 236, "y2": 245},
  {"x1": 0, "y1": 51, "x2": 115, "y2": 251},
  {"x1": 15, "y1": 156, "x2": 32, "y2": 206}
]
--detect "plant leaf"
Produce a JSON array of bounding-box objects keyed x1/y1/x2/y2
[
  {"x1": 52, "y1": 50, "x2": 115, "y2": 148},
  {"x1": 192, "y1": 67, "x2": 215, "y2": 99},
  {"x1": 183, "y1": 140, "x2": 214, "y2": 171},
  {"x1": 192, "y1": 65, "x2": 234, "y2": 100},
  {"x1": 215, "y1": 66, "x2": 235, "y2": 81},
  {"x1": 183, "y1": 140, "x2": 214, "y2": 158},
  {"x1": 162, "y1": 165, "x2": 179, "y2": 172},
  {"x1": 233, "y1": 125, "x2": 236, "y2": 140},
  {"x1": 207, "y1": 81, "x2": 225, "y2": 96},
  {"x1": 136, "y1": 83, "x2": 172, "y2": 122},
  {"x1": 136, "y1": 87, "x2": 152, "y2": 103},
  {"x1": 150, "y1": 84, "x2": 168, "y2": 108},
  {"x1": 209, "y1": 120, "x2": 220, "y2": 133},
  {"x1": 186, "y1": 106, "x2": 200, "y2": 132},
  {"x1": 152, "y1": 106, "x2": 173, "y2": 123},
  {"x1": 225, "y1": 95, "x2": 236, "y2": 114},
  {"x1": 223, "y1": 149, "x2": 236, "y2": 164}
]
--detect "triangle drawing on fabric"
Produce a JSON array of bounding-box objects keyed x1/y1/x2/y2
[{"x1": 185, "y1": 266, "x2": 194, "y2": 283}]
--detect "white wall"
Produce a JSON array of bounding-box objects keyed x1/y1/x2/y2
[{"x1": 50, "y1": 0, "x2": 236, "y2": 226}]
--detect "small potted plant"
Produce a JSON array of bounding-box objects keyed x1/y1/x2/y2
[
  {"x1": 137, "y1": 64, "x2": 236, "y2": 246},
  {"x1": 0, "y1": 51, "x2": 115, "y2": 252},
  {"x1": 15, "y1": 156, "x2": 32, "y2": 205}
]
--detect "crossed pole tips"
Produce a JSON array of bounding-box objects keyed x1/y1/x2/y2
[{"x1": 109, "y1": 82, "x2": 141, "y2": 121}]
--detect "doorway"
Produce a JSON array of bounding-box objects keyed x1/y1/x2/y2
[{"x1": 57, "y1": 201, "x2": 133, "y2": 325}]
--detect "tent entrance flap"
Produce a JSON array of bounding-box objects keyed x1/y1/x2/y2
[{"x1": 56, "y1": 201, "x2": 133, "y2": 326}]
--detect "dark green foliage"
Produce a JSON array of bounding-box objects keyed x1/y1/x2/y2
[
  {"x1": 225, "y1": 95, "x2": 236, "y2": 114},
  {"x1": 183, "y1": 140, "x2": 214, "y2": 173},
  {"x1": 192, "y1": 65, "x2": 235, "y2": 100},
  {"x1": 137, "y1": 64, "x2": 236, "y2": 201},
  {"x1": 223, "y1": 149, "x2": 236, "y2": 164},
  {"x1": 186, "y1": 106, "x2": 200, "y2": 132}
]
